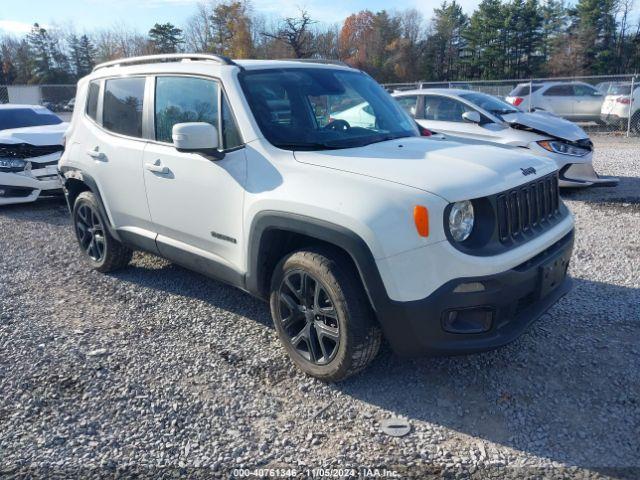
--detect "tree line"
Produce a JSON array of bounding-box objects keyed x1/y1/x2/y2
[{"x1": 1, "y1": 0, "x2": 639, "y2": 86}]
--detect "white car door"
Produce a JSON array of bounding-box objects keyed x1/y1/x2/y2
[
  {"x1": 142, "y1": 76, "x2": 247, "y2": 273},
  {"x1": 84, "y1": 77, "x2": 153, "y2": 232},
  {"x1": 417, "y1": 95, "x2": 503, "y2": 142}
]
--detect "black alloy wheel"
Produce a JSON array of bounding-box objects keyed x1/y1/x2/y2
[
  {"x1": 75, "y1": 202, "x2": 106, "y2": 262},
  {"x1": 276, "y1": 270, "x2": 341, "y2": 365}
]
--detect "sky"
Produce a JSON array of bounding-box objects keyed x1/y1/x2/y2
[{"x1": 0, "y1": 0, "x2": 484, "y2": 36}]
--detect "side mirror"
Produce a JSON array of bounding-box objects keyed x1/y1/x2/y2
[
  {"x1": 172, "y1": 122, "x2": 224, "y2": 160},
  {"x1": 462, "y1": 111, "x2": 481, "y2": 123}
]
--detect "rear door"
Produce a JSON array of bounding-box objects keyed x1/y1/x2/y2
[
  {"x1": 82, "y1": 76, "x2": 154, "y2": 234},
  {"x1": 142, "y1": 75, "x2": 247, "y2": 275},
  {"x1": 541, "y1": 84, "x2": 574, "y2": 118}
]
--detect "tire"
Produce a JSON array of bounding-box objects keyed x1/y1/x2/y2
[
  {"x1": 269, "y1": 246, "x2": 382, "y2": 382},
  {"x1": 72, "y1": 191, "x2": 132, "y2": 273}
]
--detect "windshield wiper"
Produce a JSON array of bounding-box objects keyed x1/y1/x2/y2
[
  {"x1": 492, "y1": 109, "x2": 518, "y2": 115},
  {"x1": 273, "y1": 141, "x2": 343, "y2": 151},
  {"x1": 358, "y1": 133, "x2": 413, "y2": 147}
]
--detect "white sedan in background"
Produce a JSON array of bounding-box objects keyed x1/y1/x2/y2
[
  {"x1": 387, "y1": 89, "x2": 618, "y2": 188},
  {"x1": 0, "y1": 105, "x2": 67, "y2": 205}
]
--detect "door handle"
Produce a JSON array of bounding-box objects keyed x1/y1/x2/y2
[
  {"x1": 87, "y1": 148, "x2": 106, "y2": 161},
  {"x1": 145, "y1": 159, "x2": 169, "y2": 175}
]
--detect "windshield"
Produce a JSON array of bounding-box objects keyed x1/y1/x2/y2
[
  {"x1": 460, "y1": 92, "x2": 520, "y2": 119},
  {"x1": 0, "y1": 107, "x2": 62, "y2": 131},
  {"x1": 240, "y1": 68, "x2": 418, "y2": 150}
]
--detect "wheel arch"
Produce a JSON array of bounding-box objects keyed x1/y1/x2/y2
[
  {"x1": 59, "y1": 166, "x2": 121, "y2": 241},
  {"x1": 246, "y1": 211, "x2": 389, "y2": 316}
]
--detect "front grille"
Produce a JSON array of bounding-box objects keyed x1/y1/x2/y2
[
  {"x1": 0, "y1": 143, "x2": 63, "y2": 159},
  {"x1": 495, "y1": 174, "x2": 560, "y2": 243}
]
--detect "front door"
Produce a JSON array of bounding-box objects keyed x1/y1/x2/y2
[
  {"x1": 419, "y1": 95, "x2": 503, "y2": 142},
  {"x1": 142, "y1": 75, "x2": 247, "y2": 276}
]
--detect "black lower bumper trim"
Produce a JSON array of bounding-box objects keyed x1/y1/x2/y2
[
  {"x1": 0, "y1": 185, "x2": 37, "y2": 198},
  {"x1": 376, "y1": 231, "x2": 575, "y2": 356}
]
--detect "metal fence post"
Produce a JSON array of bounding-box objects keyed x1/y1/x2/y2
[
  {"x1": 627, "y1": 76, "x2": 635, "y2": 137},
  {"x1": 528, "y1": 79, "x2": 533, "y2": 112}
]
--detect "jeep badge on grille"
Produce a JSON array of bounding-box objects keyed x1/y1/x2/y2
[{"x1": 521, "y1": 167, "x2": 537, "y2": 176}]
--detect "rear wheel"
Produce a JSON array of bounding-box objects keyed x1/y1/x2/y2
[
  {"x1": 269, "y1": 247, "x2": 381, "y2": 382},
  {"x1": 73, "y1": 191, "x2": 132, "y2": 272}
]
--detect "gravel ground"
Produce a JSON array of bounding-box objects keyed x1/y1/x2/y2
[{"x1": 1, "y1": 139, "x2": 639, "y2": 479}]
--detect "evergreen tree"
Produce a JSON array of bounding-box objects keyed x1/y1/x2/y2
[
  {"x1": 429, "y1": 1, "x2": 468, "y2": 81},
  {"x1": 463, "y1": 0, "x2": 507, "y2": 79},
  {"x1": 27, "y1": 23, "x2": 52, "y2": 83},
  {"x1": 149, "y1": 23, "x2": 183, "y2": 54},
  {"x1": 78, "y1": 35, "x2": 96, "y2": 76}
]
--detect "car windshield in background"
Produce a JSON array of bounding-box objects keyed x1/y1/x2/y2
[
  {"x1": 0, "y1": 108, "x2": 63, "y2": 131},
  {"x1": 509, "y1": 85, "x2": 543, "y2": 96},
  {"x1": 459, "y1": 92, "x2": 520, "y2": 119},
  {"x1": 240, "y1": 68, "x2": 418, "y2": 150}
]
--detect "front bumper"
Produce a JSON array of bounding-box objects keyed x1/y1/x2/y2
[
  {"x1": 0, "y1": 167, "x2": 62, "y2": 206},
  {"x1": 377, "y1": 231, "x2": 574, "y2": 356},
  {"x1": 559, "y1": 163, "x2": 619, "y2": 188}
]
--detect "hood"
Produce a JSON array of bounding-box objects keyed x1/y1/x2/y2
[
  {"x1": 501, "y1": 111, "x2": 587, "y2": 142},
  {"x1": 294, "y1": 137, "x2": 557, "y2": 202},
  {"x1": 0, "y1": 123, "x2": 68, "y2": 146}
]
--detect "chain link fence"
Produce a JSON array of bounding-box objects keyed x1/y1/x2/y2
[{"x1": 384, "y1": 74, "x2": 640, "y2": 137}]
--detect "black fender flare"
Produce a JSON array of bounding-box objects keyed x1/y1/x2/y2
[
  {"x1": 246, "y1": 211, "x2": 391, "y2": 316},
  {"x1": 59, "y1": 166, "x2": 122, "y2": 242}
]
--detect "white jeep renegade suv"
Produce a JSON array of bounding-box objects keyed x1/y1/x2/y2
[{"x1": 59, "y1": 54, "x2": 575, "y2": 381}]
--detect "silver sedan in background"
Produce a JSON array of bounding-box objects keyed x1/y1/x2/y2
[{"x1": 390, "y1": 89, "x2": 618, "y2": 188}]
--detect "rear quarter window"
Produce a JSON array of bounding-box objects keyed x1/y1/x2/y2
[{"x1": 86, "y1": 81, "x2": 100, "y2": 121}]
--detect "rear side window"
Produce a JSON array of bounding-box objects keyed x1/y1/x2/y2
[
  {"x1": 86, "y1": 81, "x2": 100, "y2": 121},
  {"x1": 509, "y1": 85, "x2": 542, "y2": 96},
  {"x1": 155, "y1": 76, "x2": 218, "y2": 144},
  {"x1": 543, "y1": 85, "x2": 573, "y2": 96},
  {"x1": 103, "y1": 77, "x2": 145, "y2": 137}
]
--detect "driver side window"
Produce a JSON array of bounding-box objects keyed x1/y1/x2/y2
[{"x1": 423, "y1": 96, "x2": 472, "y2": 122}]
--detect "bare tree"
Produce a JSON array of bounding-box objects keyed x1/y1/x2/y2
[
  {"x1": 184, "y1": 3, "x2": 212, "y2": 53},
  {"x1": 262, "y1": 9, "x2": 316, "y2": 58}
]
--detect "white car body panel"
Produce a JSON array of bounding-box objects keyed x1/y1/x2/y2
[
  {"x1": 0, "y1": 112, "x2": 67, "y2": 206},
  {"x1": 393, "y1": 89, "x2": 617, "y2": 188}
]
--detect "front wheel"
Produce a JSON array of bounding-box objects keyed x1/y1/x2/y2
[
  {"x1": 269, "y1": 247, "x2": 382, "y2": 382},
  {"x1": 73, "y1": 191, "x2": 132, "y2": 272}
]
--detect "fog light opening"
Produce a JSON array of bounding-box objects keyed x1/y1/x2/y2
[
  {"x1": 453, "y1": 282, "x2": 486, "y2": 293},
  {"x1": 442, "y1": 308, "x2": 494, "y2": 334}
]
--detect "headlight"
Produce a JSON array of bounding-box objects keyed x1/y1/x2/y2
[
  {"x1": 537, "y1": 140, "x2": 589, "y2": 157},
  {"x1": 0, "y1": 158, "x2": 27, "y2": 172},
  {"x1": 449, "y1": 200, "x2": 474, "y2": 242}
]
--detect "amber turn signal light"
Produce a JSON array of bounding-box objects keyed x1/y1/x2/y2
[{"x1": 413, "y1": 205, "x2": 429, "y2": 237}]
